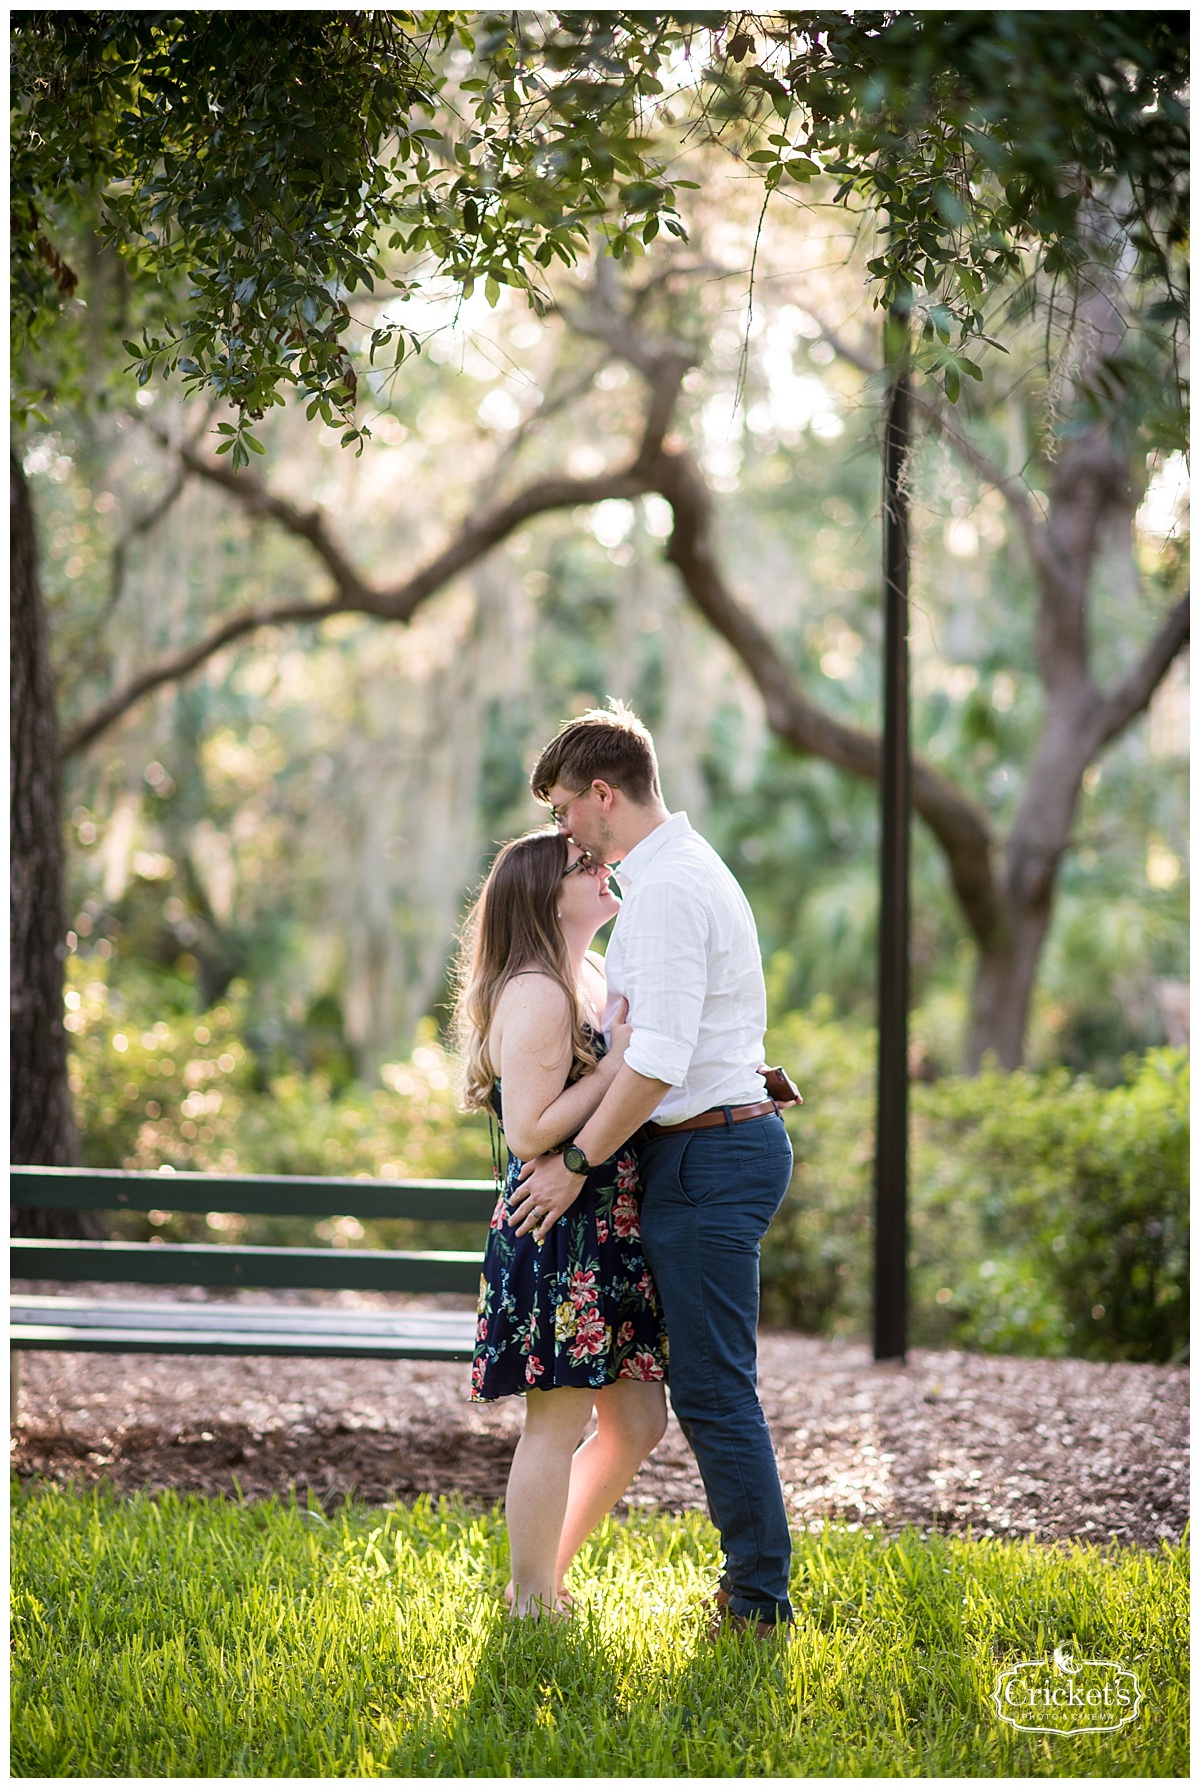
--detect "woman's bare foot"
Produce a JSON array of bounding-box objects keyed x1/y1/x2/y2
[{"x1": 505, "y1": 1581, "x2": 576, "y2": 1618}]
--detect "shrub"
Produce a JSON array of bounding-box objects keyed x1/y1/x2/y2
[
  {"x1": 915, "y1": 1051, "x2": 1189, "y2": 1363},
  {"x1": 66, "y1": 968, "x2": 255, "y2": 1176},
  {"x1": 758, "y1": 998, "x2": 876, "y2": 1334},
  {"x1": 761, "y1": 1011, "x2": 1188, "y2": 1363},
  {"x1": 65, "y1": 959, "x2": 493, "y2": 1253}
]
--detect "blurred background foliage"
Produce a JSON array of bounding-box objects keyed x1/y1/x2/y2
[
  {"x1": 65, "y1": 957, "x2": 1187, "y2": 1364},
  {"x1": 30, "y1": 149, "x2": 1187, "y2": 1360}
]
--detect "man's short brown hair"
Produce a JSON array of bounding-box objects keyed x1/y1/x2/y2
[{"x1": 530, "y1": 700, "x2": 661, "y2": 806}]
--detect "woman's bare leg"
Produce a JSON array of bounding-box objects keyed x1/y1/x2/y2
[
  {"x1": 505, "y1": 1386, "x2": 594, "y2": 1616},
  {"x1": 555, "y1": 1380, "x2": 668, "y2": 1589}
]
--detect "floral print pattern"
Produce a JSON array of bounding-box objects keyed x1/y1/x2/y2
[{"x1": 471, "y1": 1041, "x2": 669, "y2": 1400}]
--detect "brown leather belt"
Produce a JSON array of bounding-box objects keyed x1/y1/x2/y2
[{"x1": 643, "y1": 1099, "x2": 779, "y2": 1138}]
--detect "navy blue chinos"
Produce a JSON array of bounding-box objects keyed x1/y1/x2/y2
[{"x1": 637, "y1": 1109, "x2": 794, "y2": 1625}]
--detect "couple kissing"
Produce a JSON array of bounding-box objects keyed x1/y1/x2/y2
[{"x1": 452, "y1": 701, "x2": 794, "y2": 1637}]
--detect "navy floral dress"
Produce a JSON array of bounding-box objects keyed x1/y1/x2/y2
[{"x1": 471, "y1": 1032, "x2": 669, "y2": 1400}]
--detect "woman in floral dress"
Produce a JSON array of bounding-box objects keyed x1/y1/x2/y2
[{"x1": 453, "y1": 829, "x2": 668, "y2": 1617}]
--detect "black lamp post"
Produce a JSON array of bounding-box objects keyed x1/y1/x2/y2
[{"x1": 873, "y1": 303, "x2": 911, "y2": 1363}]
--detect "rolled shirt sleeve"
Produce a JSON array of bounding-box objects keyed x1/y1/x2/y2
[
  {"x1": 617, "y1": 880, "x2": 708, "y2": 1087},
  {"x1": 601, "y1": 811, "x2": 768, "y2": 1124}
]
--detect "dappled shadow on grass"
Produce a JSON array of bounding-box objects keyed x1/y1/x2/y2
[
  {"x1": 400, "y1": 1605, "x2": 629, "y2": 1775},
  {"x1": 372, "y1": 1590, "x2": 804, "y2": 1778},
  {"x1": 397, "y1": 1509, "x2": 1190, "y2": 1776},
  {"x1": 12, "y1": 1485, "x2": 1188, "y2": 1778}
]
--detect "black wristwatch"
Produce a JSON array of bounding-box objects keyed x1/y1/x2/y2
[{"x1": 562, "y1": 1143, "x2": 592, "y2": 1176}]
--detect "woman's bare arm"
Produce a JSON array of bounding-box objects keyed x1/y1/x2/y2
[{"x1": 489, "y1": 974, "x2": 625, "y2": 1160}]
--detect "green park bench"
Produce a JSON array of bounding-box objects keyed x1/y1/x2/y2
[{"x1": 10, "y1": 1165, "x2": 497, "y2": 1399}]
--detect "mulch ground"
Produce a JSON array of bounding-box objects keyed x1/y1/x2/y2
[{"x1": 12, "y1": 1285, "x2": 1188, "y2": 1550}]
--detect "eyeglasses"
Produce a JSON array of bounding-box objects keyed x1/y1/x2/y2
[
  {"x1": 547, "y1": 784, "x2": 592, "y2": 825},
  {"x1": 561, "y1": 850, "x2": 600, "y2": 880}
]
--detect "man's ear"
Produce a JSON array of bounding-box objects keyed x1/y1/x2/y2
[{"x1": 592, "y1": 779, "x2": 616, "y2": 811}]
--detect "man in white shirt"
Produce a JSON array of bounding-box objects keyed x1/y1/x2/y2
[{"x1": 510, "y1": 703, "x2": 795, "y2": 1637}]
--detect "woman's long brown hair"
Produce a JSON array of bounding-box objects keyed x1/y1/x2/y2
[{"x1": 451, "y1": 828, "x2": 598, "y2": 1112}]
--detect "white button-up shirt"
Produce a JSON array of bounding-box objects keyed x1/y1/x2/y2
[{"x1": 601, "y1": 812, "x2": 768, "y2": 1124}]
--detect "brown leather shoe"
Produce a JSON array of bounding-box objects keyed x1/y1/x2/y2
[{"x1": 706, "y1": 1586, "x2": 791, "y2": 1642}]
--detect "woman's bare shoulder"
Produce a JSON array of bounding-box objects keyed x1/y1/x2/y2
[
  {"x1": 493, "y1": 970, "x2": 571, "y2": 1023},
  {"x1": 497, "y1": 966, "x2": 569, "y2": 998},
  {"x1": 491, "y1": 970, "x2": 572, "y2": 1070}
]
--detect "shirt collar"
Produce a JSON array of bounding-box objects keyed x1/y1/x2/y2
[{"x1": 614, "y1": 811, "x2": 692, "y2": 889}]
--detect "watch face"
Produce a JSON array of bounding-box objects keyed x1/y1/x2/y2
[{"x1": 564, "y1": 1145, "x2": 588, "y2": 1175}]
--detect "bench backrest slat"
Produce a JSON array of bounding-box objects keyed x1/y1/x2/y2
[
  {"x1": 11, "y1": 1238, "x2": 484, "y2": 1296},
  {"x1": 10, "y1": 1165, "x2": 498, "y2": 1223}
]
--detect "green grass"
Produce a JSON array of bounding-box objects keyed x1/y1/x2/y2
[{"x1": 12, "y1": 1483, "x2": 1188, "y2": 1777}]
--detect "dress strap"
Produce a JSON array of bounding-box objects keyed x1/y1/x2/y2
[{"x1": 486, "y1": 1106, "x2": 507, "y2": 1191}]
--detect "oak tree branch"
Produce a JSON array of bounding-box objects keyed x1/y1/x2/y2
[
  {"x1": 809, "y1": 312, "x2": 1049, "y2": 569},
  {"x1": 650, "y1": 443, "x2": 1003, "y2": 945},
  {"x1": 1090, "y1": 593, "x2": 1190, "y2": 751},
  {"x1": 62, "y1": 450, "x2": 667, "y2": 761}
]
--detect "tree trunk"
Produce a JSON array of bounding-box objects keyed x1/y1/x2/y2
[
  {"x1": 10, "y1": 450, "x2": 100, "y2": 1237},
  {"x1": 962, "y1": 249, "x2": 1139, "y2": 1070},
  {"x1": 967, "y1": 906, "x2": 1056, "y2": 1072},
  {"x1": 802, "y1": 259, "x2": 1186, "y2": 1071},
  {"x1": 964, "y1": 624, "x2": 1115, "y2": 1069}
]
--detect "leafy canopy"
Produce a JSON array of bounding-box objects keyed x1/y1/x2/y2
[
  {"x1": 11, "y1": 11, "x2": 685, "y2": 462},
  {"x1": 699, "y1": 11, "x2": 1188, "y2": 399},
  {"x1": 12, "y1": 10, "x2": 1188, "y2": 457}
]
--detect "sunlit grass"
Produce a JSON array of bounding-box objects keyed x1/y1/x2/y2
[{"x1": 12, "y1": 1484, "x2": 1187, "y2": 1777}]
